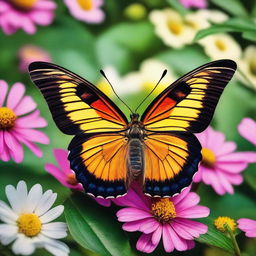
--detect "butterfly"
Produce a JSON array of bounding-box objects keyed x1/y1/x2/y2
[{"x1": 29, "y1": 59, "x2": 236, "y2": 198}]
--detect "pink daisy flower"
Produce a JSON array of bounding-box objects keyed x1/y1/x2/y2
[
  {"x1": 0, "y1": 0, "x2": 56, "y2": 35},
  {"x1": 194, "y1": 126, "x2": 256, "y2": 195},
  {"x1": 179, "y1": 0, "x2": 207, "y2": 8},
  {"x1": 0, "y1": 80, "x2": 49, "y2": 163},
  {"x1": 18, "y1": 45, "x2": 52, "y2": 73},
  {"x1": 114, "y1": 185, "x2": 209, "y2": 254},
  {"x1": 64, "y1": 0, "x2": 105, "y2": 24},
  {"x1": 45, "y1": 149, "x2": 111, "y2": 207},
  {"x1": 238, "y1": 118, "x2": 256, "y2": 146},
  {"x1": 238, "y1": 218, "x2": 256, "y2": 238}
]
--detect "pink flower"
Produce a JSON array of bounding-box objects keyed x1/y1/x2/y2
[
  {"x1": 238, "y1": 218, "x2": 256, "y2": 238},
  {"x1": 0, "y1": 80, "x2": 49, "y2": 163},
  {"x1": 0, "y1": 0, "x2": 56, "y2": 35},
  {"x1": 194, "y1": 126, "x2": 256, "y2": 195},
  {"x1": 45, "y1": 149, "x2": 111, "y2": 207},
  {"x1": 18, "y1": 45, "x2": 52, "y2": 73},
  {"x1": 238, "y1": 118, "x2": 256, "y2": 146},
  {"x1": 179, "y1": 0, "x2": 207, "y2": 8},
  {"x1": 115, "y1": 185, "x2": 209, "y2": 254},
  {"x1": 64, "y1": 0, "x2": 105, "y2": 24}
]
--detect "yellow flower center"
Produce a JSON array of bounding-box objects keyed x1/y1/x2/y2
[
  {"x1": 17, "y1": 213, "x2": 42, "y2": 237},
  {"x1": 214, "y1": 216, "x2": 236, "y2": 232},
  {"x1": 151, "y1": 198, "x2": 176, "y2": 223},
  {"x1": 0, "y1": 107, "x2": 17, "y2": 130},
  {"x1": 9, "y1": 0, "x2": 38, "y2": 10},
  {"x1": 77, "y1": 0, "x2": 93, "y2": 11},
  {"x1": 201, "y1": 148, "x2": 216, "y2": 168},
  {"x1": 249, "y1": 59, "x2": 256, "y2": 76},
  {"x1": 66, "y1": 173, "x2": 78, "y2": 185},
  {"x1": 215, "y1": 39, "x2": 227, "y2": 51},
  {"x1": 167, "y1": 21, "x2": 183, "y2": 35}
]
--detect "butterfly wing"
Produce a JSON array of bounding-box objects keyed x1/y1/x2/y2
[
  {"x1": 143, "y1": 132, "x2": 201, "y2": 197},
  {"x1": 141, "y1": 59, "x2": 237, "y2": 133},
  {"x1": 68, "y1": 133, "x2": 128, "y2": 198},
  {"x1": 29, "y1": 62, "x2": 128, "y2": 135}
]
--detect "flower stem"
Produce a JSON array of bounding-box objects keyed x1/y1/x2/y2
[{"x1": 226, "y1": 226, "x2": 241, "y2": 256}]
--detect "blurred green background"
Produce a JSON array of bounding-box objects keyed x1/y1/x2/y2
[{"x1": 0, "y1": 0, "x2": 256, "y2": 255}]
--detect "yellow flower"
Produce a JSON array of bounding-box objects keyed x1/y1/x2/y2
[
  {"x1": 149, "y1": 9, "x2": 195, "y2": 48},
  {"x1": 214, "y1": 216, "x2": 237, "y2": 232},
  {"x1": 198, "y1": 34, "x2": 242, "y2": 61}
]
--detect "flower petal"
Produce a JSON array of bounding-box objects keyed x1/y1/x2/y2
[
  {"x1": 178, "y1": 205, "x2": 210, "y2": 218},
  {"x1": 15, "y1": 110, "x2": 47, "y2": 128},
  {"x1": 136, "y1": 233, "x2": 157, "y2": 253},
  {"x1": 41, "y1": 222, "x2": 68, "y2": 239},
  {"x1": 40, "y1": 205, "x2": 64, "y2": 223},
  {"x1": 238, "y1": 118, "x2": 256, "y2": 145},
  {"x1": 0, "y1": 80, "x2": 8, "y2": 107},
  {"x1": 12, "y1": 235, "x2": 36, "y2": 255},
  {"x1": 26, "y1": 184, "x2": 43, "y2": 212},
  {"x1": 117, "y1": 208, "x2": 152, "y2": 222},
  {"x1": 0, "y1": 200, "x2": 18, "y2": 224},
  {"x1": 6, "y1": 82, "x2": 25, "y2": 110},
  {"x1": 162, "y1": 224, "x2": 174, "y2": 252},
  {"x1": 34, "y1": 190, "x2": 57, "y2": 216}
]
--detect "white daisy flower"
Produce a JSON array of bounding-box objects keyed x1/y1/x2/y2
[
  {"x1": 123, "y1": 59, "x2": 176, "y2": 96},
  {"x1": 149, "y1": 8, "x2": 195, "y2": 48},
  {"x1": 0, "y1": 181, "x2": 69, "y2": 256},
  {"x1": 239, "y1": 45, "x2": 256, "y2": 89},
  {"x1": 198, "y1": 33, "x2": 242, "y2": 61}
]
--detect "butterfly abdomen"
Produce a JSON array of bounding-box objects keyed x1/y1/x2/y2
[{"x1": 128, "y1": 139, "x2": 144, "y2": 181}]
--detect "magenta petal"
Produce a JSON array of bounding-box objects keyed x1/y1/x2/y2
[
  {"x1": 238, "y1": 218, "x2": 256, "y2": 238},
  {"x1": 175, "y1": 192, "x2": 200, "y2": 212},
  {"x1": 151, "y1": 225, "x2": 162, "y2": 245},
  {"x1": 136, "y1": 233, "x2": 157, "y2": 253},
  {"x1": 238, "y1": 118, "x2": 256, "y2": 145},
  {"x1": 6, "y1": 82, "x2": 25, "y2": 110},
  {"x1": 216, "y1": 171, "x2": 234, "y2": 194},
  {"x1": 218, "y1": 152, "x2": 256, "y2": 163},
  {"x1": 215, "y1": 141, "x2": 236, "y2": 156},
  {"x1": 13, "y1": 96, "x2": 37, "y2": 116},
  {"x1": 216, "y1": 162, "x2": 248, "y2": 174},
  {"x1": 15, "y1": 128, "x2": 49, "y2": 144},
  {"x1": 139, "y1": 218, "x2": 160, "y2": 234},
  {"x1": 15, "y1": 110, "x2": 47, "y2": 128},
  {"x1": 178, "y1": 205, "x2": 210, "y2": 218},
  {"x1": 162, "y1": 224, "x2": 174, "y2": 252},
  {"x1": 18, "y1": 138, "x2": 43, "y2": 157},
  {"x1": 170, "y1": 222, "x2": 194, "y2": 240},
  {"x1": 0, "y1": 80, "x2": 8, "y2": 107},
  {"x1": 172, "y1": 186, "x2": 191, "y2": 205},
  {"x1": 122, "y1": 219, "x2": 147, "y2": 232},
  {"x1": 94, "y1": 197, "x2": 111, "y2": 207},
  {"x1": 186, "y1": 240, "x2": 195, "y2": 250},
  {"x1": 45, "y1": 164, "x2": 66, "y2": 181},
  {"x1": 53, "y1": 149, "x2": 70, "y2": 174},
  {"x1": 117, "y1": 208, "x2": 152, "y2": 222}
]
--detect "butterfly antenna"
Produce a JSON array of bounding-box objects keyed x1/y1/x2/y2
[
  {"x1": 100, "y1": 70, "x2": 133, "y2": 114},
  {"x1": 134, "y1": 69, "x2": 167, "y2": 113}
]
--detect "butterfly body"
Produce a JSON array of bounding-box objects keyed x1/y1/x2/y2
[{"x1": 29, "y1": 59, "x2": 237, "y2": 198}]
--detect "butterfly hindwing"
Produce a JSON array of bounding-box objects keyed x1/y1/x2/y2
[
  {"x1": 143, "y1": 132, "x2": 202, "y2": 197},
  {"x1": 68, "y1": 133, "x2": 128, "y2": 198},
  {"x1": 141, "y1": 59, "x2": 237, "y2": 133},
  {"x1": 29, "y1": 62, "x2": 128, "y2": 135}
]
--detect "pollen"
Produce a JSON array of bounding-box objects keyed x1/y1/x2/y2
[
  {"x1": 167, "y1": 21, "x2": 183, "y2": 35},
  {"x1": 201, "y1": 148, "x2": 216, "y2": 168},
  {"x1": 214, "y1": 216, "x2": 237, "y2": 232},
  {"x1": 66, "y1": 173, "x2": 78, "y2": 185},
  {"x1": 10, "y1": 0, "x2": 38, "y2": 10},
  {"x1": 0, "y1": 107, "x2": 17, "y2": 130},
  {"x1": 77, "y1": 0, "x2": 93, "y2": 11},
  {"x1": 17, "y1": 213, "x2": 42, "y2": 237},
  {"x1": 215, "y1": 39, "x2": 227, "y2": 51},
  {"x1": 151, "y1": 198, "x2": 176, "y2": 223}
]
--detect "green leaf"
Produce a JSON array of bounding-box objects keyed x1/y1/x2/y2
[
  {"x1": 196, "y1": 218, "x2": 234, "y2": 253},
  {"x1": 211, "y1": 0, "x2": 248, "y2": 17},
  {"x1": 64, "y1": 192, "x2": 134, "y2": 256},
  {"x1": 166, "y1": 0, "x2": 189, "y2": 15},
  {"x1": 194, "y1": 18, "x2": 256, "y2": 42}
]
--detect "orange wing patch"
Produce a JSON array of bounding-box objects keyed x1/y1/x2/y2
[
  {"x1": 29, "y1": 62, "x2": 128, "y2": 135},
  {"x1": 143, "y1": 132, "x2": 202, "y2": 197},
  {"x1": 141, "y1": 60, "x2": 237, "y2": 133},
  {"x1": 68, "y1": 134, "x2": 128, "y2": 198}
]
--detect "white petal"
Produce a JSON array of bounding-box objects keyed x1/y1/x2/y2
[
  {"x1": 6, "y1": 181, "x2": 28, "y2": 214},
  {"x1": 44, "y1": 239, "x2": 70, "y2": 256},
  {"x1": 41, "y1": 222, "x2": 68, "y2": 239},
  {"x1": 0, "y1": 224, "x2": 18, "y2": 237},
  {"x1": 0, "y1": 233, "x2": 17, "y2": 245},
  {"x1": 40, "y1": 205, "x2": 64, "y2": 224},
  {"x1": 0, "y1": 200, "x2": 18, "y2": 224},
  {"x1": 34, "y1": 190, "x2": 57, "y2": 216},
  {"x1": 26, "y1": 184, "x2": 43, "y2": 213},
  {"x1": 42, "y1": 222, "x2": 67, "y2": 231},
  {"x1": 12, "y1": 235, "x2": 36, "y2": 255}
]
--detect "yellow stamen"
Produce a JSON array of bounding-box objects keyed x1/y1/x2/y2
[
  {"x1": 77, "y1": 0, "x2": 93, "y2": 11},
  {"x1": 10, "y1": 0, "x2": 38, "y2": 11},
  {"x1": 151, "y1": 198, "x2": 176, "y2": 223},
  {"x1": 201, "y1": 148, "x2": 216, "y2": 168},
  {"x1": 0, "y1": 107, "x2": 17, "y2": 130},
  {"x1": 167, "y1": 21, "x2": 183, "y2": 35},
  {"x1": 66, "y1": 173, "x2": 78, "y2": 185},
  {"x1": 17, "y1": 213, "x2": 42, "y2": 237},
  {"x1": 249, "y1": 59, "x2": 256, "y2": 76},
  {"x1": 215, "y1": 39, "x2": 227, "y2": 51},
  {"x1": 214, "y1": 216, "x2": 237, "y2": 232}
]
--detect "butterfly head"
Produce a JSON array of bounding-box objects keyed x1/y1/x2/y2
[{"x1": 130, "y1": 113, "x2": 140, "y2": 122}]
